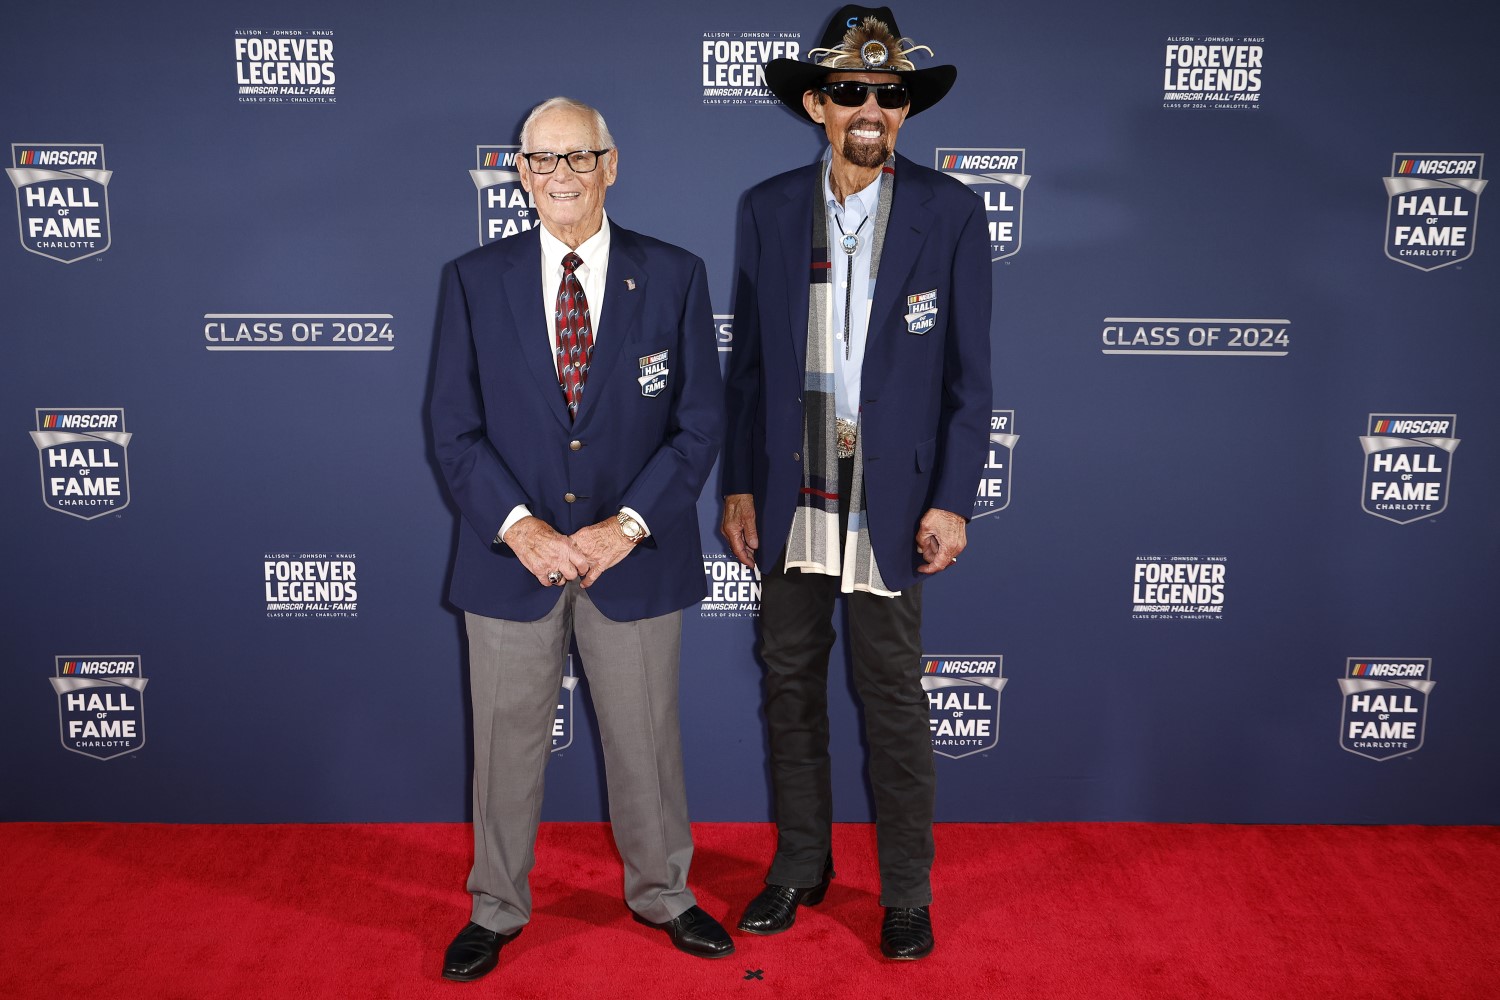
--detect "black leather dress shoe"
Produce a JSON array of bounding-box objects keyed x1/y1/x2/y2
[
  {"x1": 880, "y1": 906, "x2": 934, "y2": 960},
  {"x1": 442, "y1": 921, "x2": 518, "y2": 982},
  {"x1": 737, "y1": 857, "x2": 835, "y2": 935},
  {"x1": 633, "y1": 905, "x2": 735, "y2": 958}
]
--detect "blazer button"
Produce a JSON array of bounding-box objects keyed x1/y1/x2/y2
[
  {"x1": 564, "y1": 492, "x2": 576, "y2": 503},
  {"x1": 569, "y1": 440, "x2": 582, "y2": 451},
  {"x1": 792, "y1": 451, "x2": 801, "y2": 462}
]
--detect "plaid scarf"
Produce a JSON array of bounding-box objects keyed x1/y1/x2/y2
[{"x1": 784, "y1": 156, "x2": 898, "y2": 596}]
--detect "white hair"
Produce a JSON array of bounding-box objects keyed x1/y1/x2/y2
[{"x1": 519, "y1": 97, "x2": 615, "y2": 151}]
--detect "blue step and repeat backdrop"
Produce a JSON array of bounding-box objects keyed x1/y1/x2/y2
[{"x1": 4, "y1": 1, "x2": 1497, "y2": 825}]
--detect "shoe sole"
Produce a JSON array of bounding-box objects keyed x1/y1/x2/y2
[
  {"x1": 736, "y1": 920, "x2": 791, "y2": 936},
  {"x1": 441, "y1": 963, "x2": 497, "y2": 982}
]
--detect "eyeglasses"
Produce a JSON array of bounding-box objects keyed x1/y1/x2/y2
[
  {"x1": 818, "y1": 81, "x2": 910, "y2": 110},
  {"x1": 520, "y1": 149, "x2": 612, "y2": 174}
]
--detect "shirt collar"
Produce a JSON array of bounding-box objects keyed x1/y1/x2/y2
[{"x1": 538, "y1": 210, "x2": 611, "y2": 273}]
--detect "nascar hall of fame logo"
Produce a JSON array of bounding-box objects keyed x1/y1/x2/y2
[
  {"x1": 1101, "y1": 316, "x2": 1290, "y2": 357},
  {"x1": 472, "y1": 145, "x2": 536, "y2": 244},
  {"x1": 50, "y1": 656, "x2": 147, "y2": 760},
  {"x1": 203, "y1": 313, "x2": 395, "y2": 352},
  {"x1": 1360, "y1": 414, "x2": 1459, "y2": 524},
  {"x1": 234, "y1": 30, "x2": 336, "y2": 104},
  {"x1": 638, "y1": 350, "x2": 669, "y2": 397},
  {"x1": 8, "y1": 144, "x2": 111, "y2": 262},
  {"x1": 974, "y1": 410, "x2": 1016, "y2": 519},
  {"x1": 264, "y1": 553, "x2": 359, "y2": 618},
  {"x1": 698, "y1": 552, "x2": 761, "y2": 619},
  {"x1": 700, "y1": 31, "x2": 800, "y2": 107},
  {"x1": 1384, "y1": 154, "x2": 1485, "y2": 270},
  {"x1": 553, "y1": 655, "x2": 578, "y2": 753},
  {"x1": 714, "y1": 314, "x2": 733, "y2": 354},
  {"x1": 922, "y1": 656, "x2": 1005, "y2": 760},
  {"x1": 1339, "y1": 658, "x2": 1434, "y2": 761},
  {"x1": 936, "y1": 149, "x2": 1029, "y2": 261},
  {"x1": 1131, "y1": 555, "x2": 1226, "y2": 620},
  {"x1": 1162, "y1": 36, "x2": 1264, "y2": 110},
  {"x1": 31, "y1": 408, "x2": 130, "y2": 520}
]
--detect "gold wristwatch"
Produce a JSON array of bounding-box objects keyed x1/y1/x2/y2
[{"x1": 616, "y1": 511, "x2": 647, "y2": 544}]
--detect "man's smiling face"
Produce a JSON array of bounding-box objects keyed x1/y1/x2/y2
[
  {"x1": 517, "y1": 106, "x2": 617, "y2": 247},
  {"x1": 805, "y1": 71, "x2": 910, "y2": 170}
]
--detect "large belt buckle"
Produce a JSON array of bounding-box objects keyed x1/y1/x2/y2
[{"x1": 836, "y1": 418, "x2": 857, "y2": 459}]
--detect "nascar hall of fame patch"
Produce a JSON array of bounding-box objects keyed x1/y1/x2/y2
[
  {"x1": 1162, "y1": 36, "x2": 1264, "y2": 110},
  {"x1": 552, "y1": 655, "x2": 578, "y2": 753},
  {"x1": 1384, "y1": 154, "x2": 1485, "y2": 270},
  {"x1": 905, "y1": 289, "x2": 937, "y2": 334},
  {"x1": 234, "y1": 29, "x2": 336, "y2": 104},
  {"x1": 203, "y1": 313, "x2": 395, "y2": 352},
  {"x1": 264, "y1": 553, "x2": 358, "y2": 618},
  {"x1": 638, "y1": 350, "x2": 669, "y2": 397},
  {"x1": 31, "y1": 408, "x2": 130, "y2": 520},
  {"x1": 700, "y1": 31, "x2": 800, "y2": 107},
  {"x1": 50, "y1": 656, "x2": 147, "y2": 760},
  {"x1": 973, "y1": 410, "x2": 1016, "y2": 519},
  {"x1": 9, "y1": 144, "x2": 111, "y2": 262},
  {"x1": 935, "y1": 148, "x2": 1029, "y2": 261},
  {"x1": 698, "y1": 552, "x2": 762, "y2": 619},
  {"x1": 714, "y1": 314, "x2": 733, "y2": 354},
  {"x1": 1339, "y1": 658, "x2": 1433, "y2": 761},
  {"x1": 1101, "y1": 316, "x2": 1290, "y2": 357},
  {"x1": 472, "y1": 145, "x2": 536, "y2": 245},
  {"x1": 922, "y1": 655, "x2": 1005, "y2": 760},
  {"x1": 1131, "y1": 555, "x2": 1226, "y2": 620},
  {"x1": 1360, "y1": 413, "x2": 1459, "y2": 524}
]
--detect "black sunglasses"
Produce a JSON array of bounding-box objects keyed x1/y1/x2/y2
[{"x1": 819, "y1": 81, "x2": 910, "y2": 110}]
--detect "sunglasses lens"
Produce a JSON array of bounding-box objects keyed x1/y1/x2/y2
[
  {"x1": 825, "y1": 82, "x2": 866, "y2": 106},
  {"x1": 823, "y1": 82, "x2": 909, "y2": 109}
]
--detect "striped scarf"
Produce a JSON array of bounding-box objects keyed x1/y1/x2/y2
[{"x1": 784, "y1": 156, "x2": 897, "y2": 596}]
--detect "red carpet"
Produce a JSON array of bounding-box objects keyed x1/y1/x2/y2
[{"x1": 2, "y1": 821, "x2": 1496, "y2": 999}]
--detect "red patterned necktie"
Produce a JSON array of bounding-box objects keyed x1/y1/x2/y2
[{"x1": 554, "y1": 251, "x2": 594, "y2": 420}]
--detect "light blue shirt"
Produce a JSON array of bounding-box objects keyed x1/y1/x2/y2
[{"x1": 823, "y1": 155, "x2": 882, "y2": 424}]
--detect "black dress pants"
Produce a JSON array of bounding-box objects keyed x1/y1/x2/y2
[{"x1": 758, "y1": 457, "x2": 935, "y2": 907}]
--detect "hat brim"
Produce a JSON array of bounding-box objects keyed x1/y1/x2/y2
[{"x1": 763, "y1": 59, "x2": 956, "y2": 121}]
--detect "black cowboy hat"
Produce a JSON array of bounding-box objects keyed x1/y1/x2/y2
[{"x1": 764, "y1": 5, "x2": 957, "y2": 121}]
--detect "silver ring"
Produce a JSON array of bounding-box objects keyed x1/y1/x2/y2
[{"x1": 547, "y1": 570, "x2": 563, "y2": 585}]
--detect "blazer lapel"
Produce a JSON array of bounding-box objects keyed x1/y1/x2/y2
[
  {"x1": 573, "y1": 221, "x2": 644, "y2": 426},
  {"x1": 867, "y1": 155, "x2": 936, "y2": 348},
  {"x1": 499, "y1": 229, "x2": 573, "y2": 430},
  {"x1": 774, "y1": 168, "x2": 816, "y2": 380}
]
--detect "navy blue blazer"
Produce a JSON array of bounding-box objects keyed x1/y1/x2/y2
[
  {"x1": 723, "y1": 153, "x2": 993, "y2": 593},
  {"x1": 431, "y1": 222, "x2": 723, "y2": 622}
]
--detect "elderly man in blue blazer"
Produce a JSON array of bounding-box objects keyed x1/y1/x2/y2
[
  {"x1": 430, "y1": 96, "x2": 730, "y2": 981},
  {"x1": 721, "y1": 7, "x2": 992, "y2": 961}
]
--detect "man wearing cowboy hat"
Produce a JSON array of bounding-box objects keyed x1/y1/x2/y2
[{"x1": 721, "y1": 5, "x2": 992, "y2": 961}]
